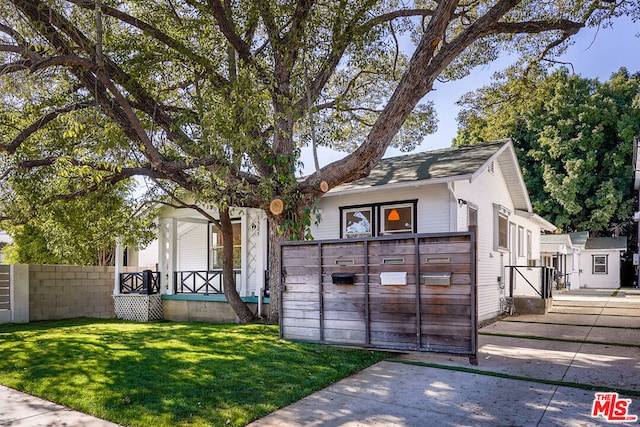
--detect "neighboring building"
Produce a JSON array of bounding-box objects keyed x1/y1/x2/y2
[
  {"x1": 541, "y1": 232, "x2": 626, "y2": 290},
  {"x1": 308, "y1": 139, "x2": 555, "y2": 321},
  {"x1": 540, "y1": 233, "x2": 577, "y2": 289},
  {"x1": 580, "y1": 236, "x2": 627, "y2": 289}
]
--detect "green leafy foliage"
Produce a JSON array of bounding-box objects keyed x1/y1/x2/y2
[
  {"x1": 455, "y1": 67, "x2": 640, "y2": 235},
  {"x1": 1, "y1": 182, "x2": 156, "y2": 266}
]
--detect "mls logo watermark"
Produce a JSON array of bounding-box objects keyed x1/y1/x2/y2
[{"x1": 591, "y1": 392, "x2": 638, "y2": 423}]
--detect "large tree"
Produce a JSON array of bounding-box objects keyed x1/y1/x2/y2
[
  {"x1": 1, "y1": 0, "x2": 636, "y2": 322},
  {"x1": 455, "y1": 66, "x2": 640, "y2": 235}
]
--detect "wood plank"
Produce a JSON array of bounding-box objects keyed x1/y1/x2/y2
[
  {"x1": 323, "y1": 310, "x2": 366, "y2": 321},
  {"x1": 323, "y1": 300, "x2": 366, "y2": 312},
  {"x1": 282, "y1": 300, "x2": 320, "y2": 310},
  {"x1": 282, "y1": 326, "x2": 321, "y2": 341},
  {"x1": 370, "y1": 321, "x2": 417, "y2": 334},
  {"x1": 370, "y1": 331, "x2": 416, "y2": 345},
  {"x1": 323, "y1": 328, "x2": 367, "y2": 344},
  {"x1": 421, "y1": 304, "x2": 471, "y2": 316},
  {"x1": 421, "y1": 314, "x2": 472, "y2": 326},
  {"x1": 281, "y1": 309, "x2": 321, "y2": 320},
  {"x1": 323, "y1": 319, "x2": 366, "y2": 331},
  {"x1": 421, "y1": 285, "x2": 472, "y2": 297},
  {"x1": 421, "y1": 324, "x2": 471, "y2": 336},
  {"x1": 422, "y1": 335, "x2": 471, "y2": 352},
  {"x1": 283, "y1": 317, "x2": 320, "y2": 329},
  {"x1": 419, "y1": 242, "x2": 471, "y2": 255},
  {"x1": 419, "y1": 264, "x2": 471, "y2": 274}
]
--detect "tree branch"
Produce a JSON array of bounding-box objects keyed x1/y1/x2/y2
[{"x1": 1, "y1": 101, "x2": 94, "y2": 154}]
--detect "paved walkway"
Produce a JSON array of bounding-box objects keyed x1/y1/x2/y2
[
  {"x1": 248, "y1": 288, "x2": 640, "y2": 426},
  {"x1": 2, "y1": 289, "x2": 639, "y2": 426}
]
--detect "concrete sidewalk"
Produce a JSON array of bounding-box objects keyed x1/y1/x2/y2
[
  {"x1": 0, "y1": 385, "x2": 119, "y2": 427},
  {"x1": 248, "y1": 289, "x2": 640, "y2": 426}
]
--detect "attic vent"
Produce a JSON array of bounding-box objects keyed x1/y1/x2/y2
[{"x1": 488, "y1": 161, "x2": 495, "y2": 174}]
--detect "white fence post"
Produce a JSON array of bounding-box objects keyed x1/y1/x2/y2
[{"x1": 10, "y1": 264, "x2": 29, "y2": 323}]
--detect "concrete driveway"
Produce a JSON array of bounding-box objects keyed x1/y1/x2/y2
[{"x1": 249, "y1": 289, "x2": 640, "y2": 427}]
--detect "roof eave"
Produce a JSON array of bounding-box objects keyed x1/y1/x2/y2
[{"x1": 323, "y1": 174, "x2": 474, "y2": 197}]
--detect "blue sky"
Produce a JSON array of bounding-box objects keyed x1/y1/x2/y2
[{"x1": 300, "y1": 16, "x2": 640, "y2": 175}]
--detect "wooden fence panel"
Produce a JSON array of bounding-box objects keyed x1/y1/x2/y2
[{"x1": 280, "y1": 233, "x2": 476, "y2": 359}]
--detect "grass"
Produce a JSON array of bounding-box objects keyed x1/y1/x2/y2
[{"x1": 0, "y1": 319, "x2": 388, "y2": 426}]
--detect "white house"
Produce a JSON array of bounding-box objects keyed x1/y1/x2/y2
[
  {"x1": 579, "y1": 236, "x2": 627, "y2": 289},
  {"x1": 125, "y1": 139, "x2": 555, "y2": 322},
  {"x1": 541, "y1": 232, "x2": 627, "y2": 290},
  {"x1": 308, "y1": 139, "x2": 555, "y2": 321}
]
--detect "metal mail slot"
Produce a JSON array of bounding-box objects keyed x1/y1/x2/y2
[
  {"x1": 383, "y1": 257, "x2": 405, "y2": 265},
  {"x1": 423, "y1": 272, "x2": 451, "y2": 286}
]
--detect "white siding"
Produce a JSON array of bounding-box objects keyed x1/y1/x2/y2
[
  {"x1": 455, "y1": 161, "x2": 544, "y2": 321},
  {"x1": 311, "y1": 184, "x2": 451, "y2": 240},
  {"x1": 579, "y1": 250, "x2": 621, "y2": 289}
]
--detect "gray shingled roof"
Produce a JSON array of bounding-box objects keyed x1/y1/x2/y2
[
  {"x1": 585, "y1": 236, "x2": 627, "y2": 251},
  {"x1": 332, "y1": 140, "x2": 509, "y2": 192},
  {"x1": 541, "y1": 234, "x2": 572, "y2": 245},
  {"x1": 569, "y1": 231, "x2": 589, "y2": 247}
]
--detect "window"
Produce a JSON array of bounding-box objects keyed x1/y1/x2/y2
[
  {"x1": 210, "y1": 222, "x2": 242, "y2": 269},
  {"x1": 518, "y1": 226, "x2": 525, "y2": 257},
  {"x1": 380, "y1": 204, "x2": 414, "y2": 235},
  {"x1": 494, "y1": 204, "x2": 511, "y2": 251},
  {"x1": 340, "y1": 200, "x2": 417, "y2": 238},
  {"x1": 527, "y1": 230, "x2": 533, "y2": 266},
  {"x1": 468, "y1": 206, "x2": 478, "y2": 229},
  {"x1": 343, "y1": 207, "x2": 373, "y2": 238},
  {"x1": 497, "y1": 214, "x2": 508, "y2": 250},
  {"x1": 593, "y1": 255, "x2": 608, "y2": 274}
]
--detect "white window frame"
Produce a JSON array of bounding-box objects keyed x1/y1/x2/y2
[
  {"x1": 518, "y1": 226, "x2": 525, "y2": 258},
  {"x1": 493, "y1": 204, "x2": 511, "y2": 252},
  {"x1": 526, "y1": 229, "x2": 533, "y2": 266},
  {"x1": 467, "y1": 205, "x2": 478, "y2": 229},
  {"x1": 592, "y1": 255, "x2": 608, "y2": 274},
  {"x1": 342, "y1": 206, "x2": 374, "y2": 238},
  {"x1": 380, "y1": 203, "x2": 414, "y2": 235}
]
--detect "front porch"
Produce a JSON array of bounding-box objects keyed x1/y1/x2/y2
[{"x1": 113, "y1": 206, "x2": 270, "y2": 322}]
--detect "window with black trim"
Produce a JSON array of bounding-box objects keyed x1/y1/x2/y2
[
  {"x1": 340, "y1": 200, "x2": 417, "y2": 238},
  {"x1": 343, "y1": 207, "x2": 373, "y2": 238},
  {"x1": 380, "y1": 203, "x2": 414, "y2": 235},
  {"x1": 593, "y1": 255, "x2": 608, "y2": 274}
]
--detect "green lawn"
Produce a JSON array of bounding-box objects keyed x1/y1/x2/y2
[{"x1": 0, "y1": 319, "x2": 387, "y2": 426}]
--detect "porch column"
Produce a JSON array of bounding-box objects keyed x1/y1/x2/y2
[
  {"x1": 240, "y1": 209, "x2": 249, "y2": 297},
  {"x1": 158, "y1": 218, "x2": 177, "y2": 295},
  {"x1": 113, "y1": 237, "x2": 124, "y2": 296}
]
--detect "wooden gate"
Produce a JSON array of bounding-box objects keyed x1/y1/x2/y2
[{"x1": 279, "y1": 232, "x2": 477, "y2": 361}]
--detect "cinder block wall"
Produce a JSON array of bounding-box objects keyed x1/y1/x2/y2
[{"x1": 28, "y1": 265, "x2": 141, "y2": 321}]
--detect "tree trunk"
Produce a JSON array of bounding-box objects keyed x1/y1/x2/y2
[
  {"x1": 220, "y1": 207, "x2": 255, "y2": 323},
  {"x1": 266, "y1": 218, "x2": 288, "y2": 324}
]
